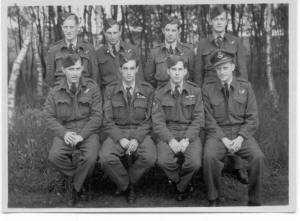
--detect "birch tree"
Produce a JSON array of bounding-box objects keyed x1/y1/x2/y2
[
  {"x1": 8, "y1": 29, "x2": 32, "y2": 126},
  {"x1": 265, "y1": 4, "x2": 279, "y2": 109}
]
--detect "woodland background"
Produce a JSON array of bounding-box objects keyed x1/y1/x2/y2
[{"x1": 7, "y1": 4, "x2": 289, "y2": 207}]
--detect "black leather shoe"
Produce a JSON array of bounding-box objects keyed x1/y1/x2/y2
[
  {"x1": 236, "y1": 169, "x2": 249, "y2": 184},
  {"x1": 67, "y1": 187, "x2": 78, "y2": 206},
  {"x1": 114, "y1": 188, "x2": 123, "y2": 196},
  {"x1": 217, "y1": 196, "x2": 226, "y2": 203},
  {"x1": 248, "y1": 200, "x2": 262, "y2": 206},
  {"x1": 127, "y1": 184, "x2": 136, "y2": 204},
  {"x1": 208, "y1": 200, "x2": 217, "y2": 207},
  {"x1": 175, "y1": 190, "x2": 188, "y2": 201}
]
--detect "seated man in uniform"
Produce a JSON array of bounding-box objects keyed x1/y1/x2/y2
[
  {"x1": 152, "y1": 54, "x2": 204, "y2": 201},
  {"x1": 44, "y1": 54, "x2": 102, "y2": 206},
  {"x1": 99, "y1": 50, "x2": 156, "y2": 204},
  {"x1": 202, "y1": 50, "x2": 264, "y2": 206}
]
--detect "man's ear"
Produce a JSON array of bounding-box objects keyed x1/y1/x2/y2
[{"x1": 167, "y1": 69, "x2": 171, "y2": 76}]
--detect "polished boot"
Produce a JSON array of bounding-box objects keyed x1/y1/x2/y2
[{"x1": 127, "y1": 184, "x2": 136, "y2": 204}]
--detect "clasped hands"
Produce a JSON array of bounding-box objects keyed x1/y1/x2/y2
[
  {"x1": 169, "y1": 138, "x2": 189, "y2": 154},
  {"x1": 119, "y1": 138, "x2": 139, "y2": 155},
  {"x1": 64, "y1": 131, "x2": 84, "y2": 147},
  {"x1": 221, "y1": 136, "x2": 244, "y2": 154}
]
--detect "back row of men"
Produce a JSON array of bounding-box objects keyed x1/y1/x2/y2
[{"x1": 44, "y1": 5, "x2": 264, "y2": 207}]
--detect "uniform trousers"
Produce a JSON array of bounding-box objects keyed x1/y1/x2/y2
[
  {"x1": 157, "y1": 137, "x2": 202, "y2": 192},
  {"x1": 203, "y1": 134, "x2": 264, "y2": 204},
  {"x1": 99, "y1": 135, "x2": 156, "y2": 191},
  {"x1": 48, "y1": 134, "x2": 100, "y2": 192}
]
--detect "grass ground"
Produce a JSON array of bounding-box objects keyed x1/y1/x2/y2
[{"x1": 8, "y1": 166, "x2": 288, "y2": 208}]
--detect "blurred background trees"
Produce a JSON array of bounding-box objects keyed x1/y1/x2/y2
[{"x1": 7, "y1": 4, "x2": 289, "y2": 197}]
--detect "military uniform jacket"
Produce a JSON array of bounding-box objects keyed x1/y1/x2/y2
[
  {"x1": 46, "y1": 38, "x2": 98, "y2": 87},
  {"x1": 145, "y1": 42, "x2": 195, "y2": 87},
  {"x1": 152, "y1": 81, "x2": 204, "y2": 143},
  {"x1": 194, "y1": 33, "x2": 248, "y2": 86},
  {"x1": 202, "y1": 77, "x2": 258, "y2": 140},
  {"x1": 44, "y1": 77, "x2": 102, "y2": 139},
  {"x1": 103, "y1": 80, "x2": 154, "y2": 143},
  {"x1": 96, "y1": 41, "x2": 143, "y2": 90}
]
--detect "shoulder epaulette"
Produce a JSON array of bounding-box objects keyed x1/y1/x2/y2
[
  {"x1": 156, "y1": 81, "x2": 168, "y2": 90},
  {"x1": 140, "y1": 81, "x2": 153, "y2": 89},
  {"x1": 236, "y1": 77, "x2": 249, "y2": 83},
  {"x1": 186, "y1": 80, "x2": 199, "y2": 88}
]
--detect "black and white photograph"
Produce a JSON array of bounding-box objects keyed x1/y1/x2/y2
[{"x1": 1, "y1": 0, "x2": 296, "y2": 212}]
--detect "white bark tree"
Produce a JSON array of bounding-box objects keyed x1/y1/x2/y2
[{"x1": 265, "y1": 4, "x2": 279, "y2": 109}]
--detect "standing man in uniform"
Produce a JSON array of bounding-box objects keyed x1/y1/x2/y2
[
  {"x1": 46, "y1": 13, "x2": 98, "y2": 87},
  {"x1": 96, "y1": 18, "x2": 143, "y2": 91},
  {"x1": 152, "y1": 55, "x2": 204, "y2": 201},
  {"x1": 194, "y1": 5, "x2": 249, "y2": 183},
  {"x1": 145, "y1": 16, "x2": 195, "y2": 88},
  {"x1": 194, "y1": 5, "x2": 248, "y2": 86},
  {"x1": 44, "y1": 54, "x2": 102, "y2": 206},
  {"x1": 99, "y1": 50, "x2": 156, "y2": 204},
  {"x1": 202, "y1": 50, "x2": 264, "y2": 206}
]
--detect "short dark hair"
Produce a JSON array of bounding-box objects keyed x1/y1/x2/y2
[
  {"x1": 166, "y1": 54, "x2": 187, "y2": 69},
  {"x1": 62, "y1": 53, "x2": 82, "y2": 68},
  {"x1": 62, "y1": 13, "x2": 79, "y2": 25},
  {"x1": 104, "y1": 18, "x2": 120, "y2": 32},
  {"x1": 210, "y1": 5, "x2": 228, "y2": 20},
  {"x1": 162, "y1": 15, "x2": 180, "y2": 28},
  {"x1": 119, "y1": 50, "x2": 139, "y2": 67}
]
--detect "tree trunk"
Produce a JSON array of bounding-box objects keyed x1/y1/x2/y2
[
  {"x1": 8, "y1": 29, "x2": 31, "y2": 126},
  {"x1": 231, "y1": 4, "x2": 236, "y2": 35},
  {"x1": 87, "y1": 6, "x2": 93, "y2": 43},
  {"x1": 180, "y1": 6, "x2": 185, "y2": 43},
  {"x1": 265, "y1": 4, "x2": 279, "y2": 109},
  {"x1": 94, "y1": 5, "x2": 103, "y2": 49}
]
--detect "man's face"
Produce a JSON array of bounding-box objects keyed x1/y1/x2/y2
[
  {"x1": 162, "y1": 23, "x2": 180, "y2": 44},
  {"x1": 120, "y1": 60, "x2": 138, "y2": 84},
  {"x1": 62, "y1": 18, "x2": 80, "y2": 42},
  {"x1": 105, "y1": 24, "x2": 121, "y2": 45},
  {"x1": 167, "y1": 61, "x2": 187, "y2": 85},
  {"x1": 215, "y1": 61, "x2": 235, "y2": 83},
  {"x1": 211, "y1": 12, "x2": 227, "y2": 33},
  {"x1": 63, "y1": 60, "x2": 83, "y2": 84}
]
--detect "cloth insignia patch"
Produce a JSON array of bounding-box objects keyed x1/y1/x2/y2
[
  {"x1": 239, "y1": 89, "x2": 245, "y2": 94},
  {"x1": 185, "y1": 94, "x2": 195, "y2": 99},
  {"x1": 136, "y1": 92, "x2": 146, "y2": 99}
]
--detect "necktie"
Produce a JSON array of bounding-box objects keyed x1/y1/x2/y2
[
  {"x1": 126, "y1": 87, "x2": 132, "y2": 105},
  {"x1": 70, "y1": 83, "x2": 77, "y2": 94},
  {"x1": 173, "y1": 85, "x2": 180, "y2": 99},
  {"x1": 68, "y1": 43, "x2": 74, "y2": 53},
  {"x1": 112, "y1": 45, "x2": 117, "y2": 55},
  {"x1": 215, "y1": 36, "x2": 223, "y2": 49},
  {"x1": 223, "y1": 83, "x2": 230, "y2": 101},
  {"x1": 169, "y1": 46, "x2": 174, "y2": 55}
]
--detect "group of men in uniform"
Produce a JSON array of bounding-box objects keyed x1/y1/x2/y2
[{"x1": 44, "y1": 5, "x2": 264, "y2": 207}]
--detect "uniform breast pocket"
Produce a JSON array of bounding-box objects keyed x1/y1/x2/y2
[
  {"x1": 56, "y1": 99, "x2": 72, "y2": 120},
  {"x1": 182, "y1": 98, "x2": 196, "y2": 119},
  {"x1": 155, "y1": 57, "x2": 168, "y2": 81},
  {"x1": 54, "y1": 54, "x2": 64, "y2": 73},
  {"x1": 202, "y1": 48, "x2": 214, "y2": 63},
  {"x1": 134, "y1": 98, "x2": 148, "y2": 121},
  {"x1": 161, "y1": 100, "x2": 175, "y2": 120},
  {"x1": 211, "y1": 99, "x2": 226, "y2": 121},
  {"x1": 98, "y1": 58, "x2": 118, "y2": 83},
  {"x1": 111, "y1": 99, "x2": 126, "y2": 120},
  {"x1": 233, "y1": 94, "x2": 247, "y2": 117},
  {"x1": 78, "y1": 96, "x2": 92, "y2": 117}
]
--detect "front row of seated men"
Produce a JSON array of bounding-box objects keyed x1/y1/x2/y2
[{"x1": 44, "y1": 50, "x2": 264, "y2": 207}]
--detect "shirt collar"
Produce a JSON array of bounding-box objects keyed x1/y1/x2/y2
[
  {"x1": 217, "y1": 76, "x2": 236, "y2": 91},
  {"x1": 165, "y1": 41, "x2": 177, "y2": 50},
  {"x1": 108, "y1": 40, "x2": 121, "y2": 51},
  {"x1": 65, "y1": 37, "x2": 78, "y2": 48},
  {"x1": 122, "y1": 81, "x2": 135, "y2": 94}
]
